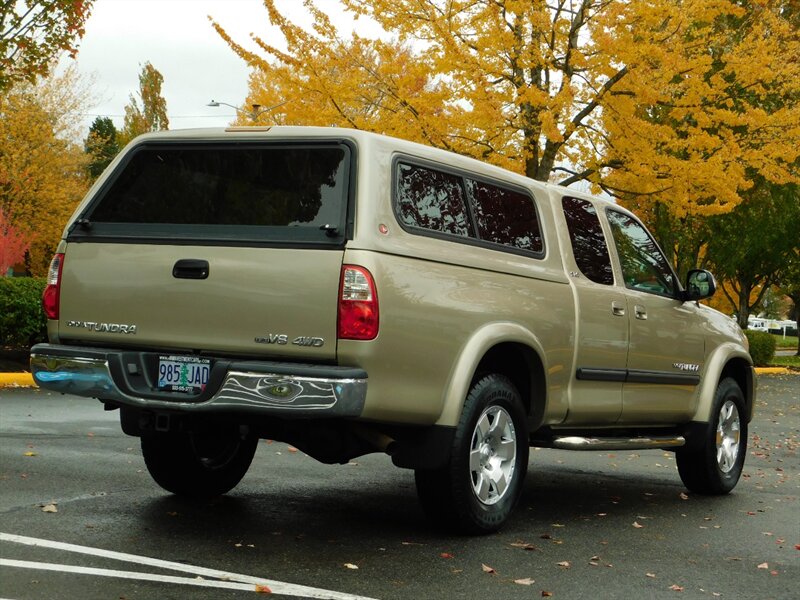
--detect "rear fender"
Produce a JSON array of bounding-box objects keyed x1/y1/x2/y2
[{"x1": 435, "y1": 322, "x2": 547, "y2": 427}]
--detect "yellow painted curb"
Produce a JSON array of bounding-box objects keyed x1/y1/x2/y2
[
  {"x1": 0, "y1": 373, "x2": 36, "y2": 388},
  {"x1": 755, "y1": 367, "x2": 792, "y2": 375}
]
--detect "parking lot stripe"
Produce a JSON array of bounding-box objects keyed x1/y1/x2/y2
[
  {"x1": 0, "y1": 560, "x2": 259, "y2": 593},
  {"x1": 1, "y1": 533, "x2": 377, "y2": 600}
]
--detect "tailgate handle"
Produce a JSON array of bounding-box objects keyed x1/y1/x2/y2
[{"x1": 173, "y1": 259, "x2": 209, "y2": 280}]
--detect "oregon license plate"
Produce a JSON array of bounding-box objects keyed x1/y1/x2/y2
[{"x1": 157, "y1": 355, "x2": 210, "y2": 393}]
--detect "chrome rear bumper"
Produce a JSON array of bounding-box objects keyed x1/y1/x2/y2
[{"x1": 30, "y1": 344, "x2": 367, "y2": 418}]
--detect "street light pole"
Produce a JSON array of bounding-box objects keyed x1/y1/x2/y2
[{"x1": 207, "y1": 100, "x2": 287, "y2": 123}]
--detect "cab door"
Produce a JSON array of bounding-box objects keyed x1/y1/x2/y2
[
  {"x1": 560, "y1": 197, "x2": 627, "y2": 424},
  {"x1": 605, "y1": 209, "x2": 705, "y2": 424}
]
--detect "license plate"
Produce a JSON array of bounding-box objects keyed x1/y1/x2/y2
[{"x1": 157, "y1": 355, "x2": 210, "y2": 393}]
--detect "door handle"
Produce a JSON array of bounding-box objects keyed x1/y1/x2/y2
[
  {"x1": 172, "y1": 259, "x2": 209, "y2": 280},
  {"x1": 611, "y1": 301, "x2": 626, "y2": 317},
  {"x1": 634, "y1": 304, "x2": 647, "y2": 320}
]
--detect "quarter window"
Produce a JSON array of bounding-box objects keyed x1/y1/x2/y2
[
  {"x1": 561, "y1": 197, "x2": 613, "y2": 285},
  {"x1": 395, "y1": 163, "x2": 472, "y2": 236},
  {"x1": 606, "y1": 209, "x2": 676, "y2": 296},
  {"x1": 395, "y1": 161, "x2": 544, "y2": 255},
  {"x1": 466, "y1": 179, "x2": 543, "y2": 253}
]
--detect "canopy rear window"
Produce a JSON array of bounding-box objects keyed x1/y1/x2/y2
[{"x1": 72, "y1": 142, "x2": 352, "y2": 246}]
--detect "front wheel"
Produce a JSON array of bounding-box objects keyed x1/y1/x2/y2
[
  {"x1": 676, "y1": 378, "x2": 747, "y2": 495},
  {"x1": 415, "y1": 374, "x2": 529, "y2": 534},
  {"x1": 141, "y1": 424, "x2": 258, "y2": 498}
]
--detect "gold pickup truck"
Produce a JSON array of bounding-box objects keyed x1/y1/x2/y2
[{"x1": 31, "y1": 127, "x2": 755, "y2": 534}]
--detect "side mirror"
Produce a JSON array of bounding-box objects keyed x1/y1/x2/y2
[{"x1": 682, "y1": 269, "x2": 716, "y2": 302}]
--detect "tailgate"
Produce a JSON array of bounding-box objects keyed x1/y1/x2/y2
[{"x1": 58, "y1": 243, "x2": 342, "y2": 360}]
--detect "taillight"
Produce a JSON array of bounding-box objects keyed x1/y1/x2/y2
[
  {"x1": 42, "y1": 253, "x2": 65, "y2": 320},
  {"x1": 338, "y1": 265, "x2": 379, "y2": 340}
]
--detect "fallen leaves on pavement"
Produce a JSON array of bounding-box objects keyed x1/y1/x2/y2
[{"x1": 510, "y1": 541, "x2": 537, "y2": 551}]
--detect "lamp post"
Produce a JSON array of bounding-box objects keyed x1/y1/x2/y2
[{"x1": 207, "y1": 100, "x2": 287, "y2": 124}]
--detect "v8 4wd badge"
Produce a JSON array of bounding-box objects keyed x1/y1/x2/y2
[{"x1": 255, "y1": 334, "x2": 324, "y2": 348}]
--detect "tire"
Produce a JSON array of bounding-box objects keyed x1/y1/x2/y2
[
  {"x1": 676, "y1": 377, "x2": 747, "y2": 495},
  {"x1": 415, "y1": 374, "x2": 529, "y2": 534},
  {"x1": 141, "y1": 424, "x2": 258, "y2": 498}
]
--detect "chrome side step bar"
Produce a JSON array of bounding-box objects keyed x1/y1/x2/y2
[{"x1": 547, "y1": 436, "x2": 686, "y2": 451}]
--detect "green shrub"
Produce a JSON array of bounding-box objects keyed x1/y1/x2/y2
[
  {"x1": 0, "y1": 277, "x2": 47, "y2": 347},
  {"x1": 744, "y1": 330, "x2": 776, "y2": 367}
]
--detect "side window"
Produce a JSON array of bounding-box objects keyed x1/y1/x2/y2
[
  {"x1": 395, "y1": 163, "x2": 472, "y2": 236},
  {"x1": 466, "y1": 179, "x2": 543, "y2": 253},
  {"x1": 561, "y1": 197, "x2": 613, "y2": 285},
  {"x1": 606, "y1": 209, "x2": 676, "y2": 297}
]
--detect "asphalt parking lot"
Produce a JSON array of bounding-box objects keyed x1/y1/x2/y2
[{"x1": 1, "y1": 374, "x2": 798, "y2": 599}]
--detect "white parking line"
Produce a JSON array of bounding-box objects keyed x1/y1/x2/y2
[
  {"x1": 1, "y1": 560, "x2": 260, "y2": 592},
  {"x1": 1, "y1": 532, "x2": 378, "y2": 600}
]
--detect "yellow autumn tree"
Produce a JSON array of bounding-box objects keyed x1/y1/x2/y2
[
  {"x1": 1, "y1": 0, "x2": 94, "y2": 91},
  {"x1": 211, "y1": 7, "x2": 454, "y2": 149},
  {"x1": 119, "y1": 61, "x2": 170, "y2": 147},
  {"x1": 0, "y1": 64, "x2": 90, "y2": 275},
  {"x1": 212, "y1": 0, "x2": 799, "y2": 217},
  {"x1": 602, "y1": 0, "x2": 800, "y2": 217},
  {"x1": 599, "y1": 1, "x2": 799, "y2": 297}
]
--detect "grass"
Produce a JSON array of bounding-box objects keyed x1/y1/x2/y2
[
  {"x1": 771, "y1": 333, "x2": 798, "y2": 349},
  {"x1": 764, "y1": 333, "x2": 799, "y2": 369},
  {"x1": 770, "y1": 354, "x2": 800, "y2": 369}
]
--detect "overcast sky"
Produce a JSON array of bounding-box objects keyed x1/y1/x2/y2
[{"x1": 67, "y1": 0, "x2": 383, "y2": 134}]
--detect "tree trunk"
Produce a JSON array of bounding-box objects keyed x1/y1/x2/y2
[
  {"x1": 537, "y1": 138, "x2": 561, "y2": 182},
  {"x1": 525, "y1": 153, "x2": 539, "y2": 181},
  {"x1": 790, "y1": 294, "x2": 800, "y2": 357},
  {"x1": 736, "y1": 286, "x2": 751, "y2": 329}
]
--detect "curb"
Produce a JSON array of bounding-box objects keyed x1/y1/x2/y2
[
  {"x1": 0, "y1": 373, "x2": 36, "y2": 388},
  {"x1": 754, "y1": 367, "x2": 794, "y2": 375}
]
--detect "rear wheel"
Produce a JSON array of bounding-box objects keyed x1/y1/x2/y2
[
  {"x1": 676, "y1": 378, "x2": 747, "y2": 495},
  {"x1": 141, "y1": 424, "x2": 258, "y2": 498},
  {"x1": 415, "y1": 374, "x2": 529, "y2": 534}
]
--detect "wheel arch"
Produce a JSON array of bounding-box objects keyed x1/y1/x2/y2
[
  {"x1": 472, "y1": 343, "x2": 547, "y2": 430},
  {"x1": 435, "y1": 323, "x2": 547, "y2": 429},
  {"x1": 693, "y1": 345, "x2": 755, "y2": 424},
  {"x1": 719, "y1": 357, "x2": 755, "y2": 423}
]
